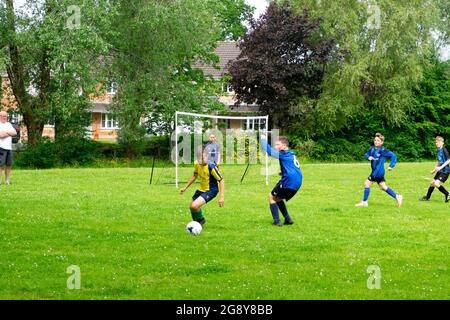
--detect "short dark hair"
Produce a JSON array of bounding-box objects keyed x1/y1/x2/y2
[
  {"x1": 277, "y1": 136, "x2": 289, "y2": 147},
  {"x1": 375, "y1": 133, "x2": 385, "y2": 142}
]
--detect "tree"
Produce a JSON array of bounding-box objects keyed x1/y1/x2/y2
[
  {"x1": 0, "y1": 0, "x2": 112, "y2": 143},
  {"x1": 107, "y1": 0, "x2": 225, "y2": 156},
  {"x1": 286, "y1": 0, "x2": 450, "y2": 133},
  {"x1": 228, "y1": 2, "x2": 339, "y2": 132},
  {"x1": 212, "y1": 0, "x2": 255, "y2": 40}
]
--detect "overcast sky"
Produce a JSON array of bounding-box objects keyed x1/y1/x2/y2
[{"x1": 246, "y1": 0, "x2": 269, "y2": 19}]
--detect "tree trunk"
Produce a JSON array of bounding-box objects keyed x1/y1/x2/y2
[{"x1": 5, "y1": 0, "x2": 48, "y2": 145}]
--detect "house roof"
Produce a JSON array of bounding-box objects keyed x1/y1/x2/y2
[{"x1": 194, "y1": 41, "x2": 241, "y2": 79}]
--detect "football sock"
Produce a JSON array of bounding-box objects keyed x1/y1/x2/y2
[
  {"x1": 363, "y1": 187, "x2": 370, "y2": 201},
  {"x1": 385, "y1": 188, "x2": 397, "y2": 199},
  {"x1": 191, "y1": 209, "x2": 204, "y2": 222},
  {"x1": 277, "y1": 201, "x2": 291, "y2": 221},
  {"x1": 426, "y1": 186, "x2": 435, "y2": 199},
  {"x1": 438, "y1": 186, "x2": 449, "y2": 196},
  {"x1": 270, "y1": 203, "x2": 280, "y2": 223}
]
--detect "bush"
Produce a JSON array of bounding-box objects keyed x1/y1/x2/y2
[
  {"x1": 142, "y1": 136, "x2": 171, "y2": 158},
  {"x1": 55, "y1": 137, "x2": 98, "y2": 166},
  {"x1": 15, "y1": 139, "x2": 57, "y2": 169},
  {"x1": 14, "y1": 136, "x2": 172, "y2": 169}
]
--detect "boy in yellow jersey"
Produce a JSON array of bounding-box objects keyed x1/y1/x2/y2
[{"x1": 180, "y1": 146, "x2": 225, "y2": 225}]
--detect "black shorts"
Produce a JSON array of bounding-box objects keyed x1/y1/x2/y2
[
  {"x1": 192, "y1": 189, "x2": 218, "y2": 204},
  {"x1": 434, "y1": 172, "x2": 449, "y2": 183},
  {"x1": 368, "y1": 175, "x2": 385, "y2": 184},
  {"x1": 271, "y1": 182, "x2": 298, "y2": 201},
  {"x1": 0, "y1": 148, "x2": 13, "y2": 166}
]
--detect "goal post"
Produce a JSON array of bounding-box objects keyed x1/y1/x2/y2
[{"x1": 174, "y1": 111, "x2": 269, "y2": 188}]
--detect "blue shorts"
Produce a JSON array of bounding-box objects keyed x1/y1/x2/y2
[{"x1": 192, "y1": 189, "x2": 218, "y2": 203}]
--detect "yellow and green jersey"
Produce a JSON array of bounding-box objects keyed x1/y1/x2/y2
[{"x1": 194, "y1": 161, "x2": 223, "y2": 192}]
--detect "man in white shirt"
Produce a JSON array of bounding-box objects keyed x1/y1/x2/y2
[{"x1": 0, "y1": 111, "x2": 17, "y2": 185}]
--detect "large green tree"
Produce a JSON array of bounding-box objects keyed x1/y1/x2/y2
[
  {"x1": 0, "y1": 0, "x2": 113, "y2": 143},
  {"x1": 212, "y1": 0, "x2": 255, "y2": 40},
  {"x1": 107, "y1": 0, "x2": 225, "y2": 155},
  {"x1": 285, "y1": 0, "x2": 450, "y2": 134}
]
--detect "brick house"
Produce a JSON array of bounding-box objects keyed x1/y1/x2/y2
[
  {"x1": 193, "y1": 41, "x2": 264, "y2": 131},
  {"x1": 0, "y1": 41, "x2": 262, "y2": 142}
]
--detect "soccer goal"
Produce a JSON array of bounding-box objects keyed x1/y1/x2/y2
[{"x1": 174, "y1": 111, "x2": 270, "y2": 188}]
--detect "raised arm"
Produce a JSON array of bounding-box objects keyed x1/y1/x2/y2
[{"x1": 260, "y1": 138, "x2": 280, "y2": 159}]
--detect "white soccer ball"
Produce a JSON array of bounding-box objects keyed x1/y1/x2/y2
[{"x1": 186, "y1": 221, "x2": 202, "y2": 236}]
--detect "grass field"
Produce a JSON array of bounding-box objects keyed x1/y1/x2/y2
[{"x1": 0, "y1": 162, "x2": 449, "y2": 300}]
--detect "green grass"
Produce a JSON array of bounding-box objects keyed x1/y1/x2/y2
[{"x1": 0, "y1": 162, "x2": 449, "y2": 300}]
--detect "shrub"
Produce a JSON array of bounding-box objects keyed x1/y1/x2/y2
[{"x1": 14, "y1": 139, "x2": 57, "y2": 169}]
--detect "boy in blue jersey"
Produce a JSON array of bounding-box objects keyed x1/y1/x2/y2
[
  {"x1": 419, "y1": 136, "x2": 450, "y2": 203},
  {"x1": 261, "y1": 136, "x2": 302, "y2": 226},
  {"x1": 355, "y1": 133, "x2": 403, "y2": 207},
  {"x1": 180, "y1": 146, "x2": 225, "y2": 225}
]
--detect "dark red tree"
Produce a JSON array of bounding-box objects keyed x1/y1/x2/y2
[{"x1": 228, "y1": 1, "x2": 339, "y2": 131}]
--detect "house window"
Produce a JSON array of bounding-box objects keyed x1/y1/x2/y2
[
  {"x1": 222, "y1": 83, "x2": 234, "y2": 94},
  {"x1": 242, "y1": 118, "x2": 266, "y2": 131},
  {"x1": 8, "y1": 111, "x2": 21, "y2": 125},
  {"x1": 101, "y1": 113, "x2": 119, "y2": 129},
  {"x1": 107, "y1": 82, "x2": 118, "y2": 95}
]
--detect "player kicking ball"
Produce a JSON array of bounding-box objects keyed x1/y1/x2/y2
[
  {"x1": 419, "y1": 136, "x2": 450, "y2": 203},
  {"x1": 355, "y1": 133, "x2": 403, "y2": 208},
  {"x1": 180, "y1": 146, "x2": 224, "y2": 226},
  {"x1": 261, "y1": 135, "x2": 302, "y2": 227}
]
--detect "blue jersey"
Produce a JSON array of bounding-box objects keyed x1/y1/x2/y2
[
  {"x1": 365, "y1": 146, "x2": 397, "y2": 178},
  {"x1": 437, "y1": 147, "x2": 450, "y2": 173},
  {"x1": 261, "y1": 139, "x2": 302, "y2": 190}
]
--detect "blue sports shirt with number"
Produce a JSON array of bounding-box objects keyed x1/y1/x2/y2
[{"x1": 261, "y1": 139, "x2": 302, "y2": 190}]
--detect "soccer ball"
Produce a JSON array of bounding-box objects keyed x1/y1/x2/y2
[{"x1": 186, "y1": 221, "x2": 202, "y2": 236}]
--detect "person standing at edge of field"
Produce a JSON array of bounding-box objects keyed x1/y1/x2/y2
[
  {"x1": 180, "y1": 145, "x2": 225, "y2": 226},
  {"x1": 0, "y1": 111, "x2": 17, "y2": 185},
  {"x1": 260, "y1": 135, "x2": 302, "y2": 227},
  {"x1": 205, "y1": 133, "x2": 221, "y2": 166},
  {"x1": 355, "y1": 133, "x2": 403, "y2": 208},
  {"x1": 419, "y1": 136, "x2": 450, "y2": 203}
]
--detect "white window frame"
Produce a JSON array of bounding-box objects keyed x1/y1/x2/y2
[
  {"x1": 222, "y1": 83, "x2": 234, "y2": 95},
  {"x1": 107, "y1": 82, "x2": 118, "y2": 95},
  {"x1": 242, "y1": 118, "x2": 266, "y2": 131},
  {"x1": 101, "y1": 113, "x2": 119, "y2": 129}
]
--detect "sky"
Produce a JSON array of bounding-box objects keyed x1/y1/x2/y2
[{"x1": 245, "y1": 0, "x2": 269, "y2": 19}]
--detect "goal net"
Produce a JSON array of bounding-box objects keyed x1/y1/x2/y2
[{"x1": 173, "y1": 111, "x2": 270, "y2": 188}]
